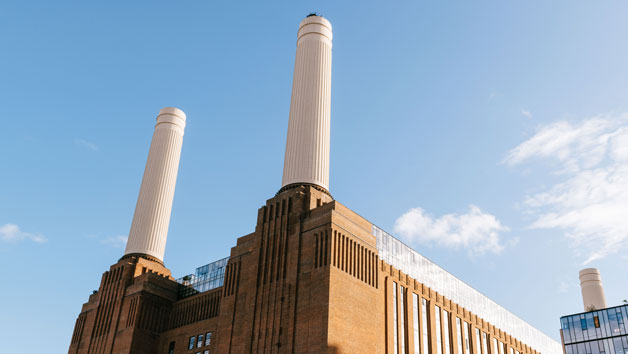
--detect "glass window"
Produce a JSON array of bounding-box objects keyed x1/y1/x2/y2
[
  {"x1": 205, "y1": 332, "x2": 212, "y2": 346},
  {"x1": 456, "y1": 318, "x2": 464, "y2": 354},
  {"x1": 168, "y1": 341, "x2": 175, "y2": 354},
  {"x1": 482, "y1": 332, "x2": 488, "y2": 354},
  {"x1": 595, "y1": 316, "x2": 601, "y2": 328},
  {"x1": 499, "y1": 341, "x2": 504, "y2": 354},
  {"x1": 203, "y1": 351, "x2": 209, "y2": 354},
  {"x1": 189, "y1": 336, "x2": 195, "y2": 350},
  {"x1": 464, "y1": 322, "x2": 471, "y2": 354},
  {"x1": 493, "y1": 338, "x2": 498, "y2": 354},
  {"x1": 393, "y1": 282, "x2": 399, "y2": 354},
  {"x1": 400, "y1": 286, "x2": 406, "y2": 354},
  {"x1": 475, "y1": 328, "x2": 482, "y2": 354},
  {"x1": 422, "y1": 299, "x2": 429, "y2": 354},
  {"x1": 197, "y1": 334, "x2": 204, "y2": 348},
  {"x1": 435, "y1": 306, "x2": 443, "y2": 354},
  {"x1": 443, "y1": 310, "x2": 451, "y2": 354},
  {"x1": 413, "y1": 294, "x2": 420, "y2": 354}
]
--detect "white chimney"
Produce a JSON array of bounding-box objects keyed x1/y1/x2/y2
[
  {"x1": 579, "y1": 268, "x2": 607, "y2": 311},
  {"x1": 281, "y1": 15, "x2": 333, "y2": 192},
  {"x1": 124, "y1": 107, "x2": 186, "y2": 263}
]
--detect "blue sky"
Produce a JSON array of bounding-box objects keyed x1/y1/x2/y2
[{"x1": 1, "y1": 1, "x2": 628, "y2": 352}]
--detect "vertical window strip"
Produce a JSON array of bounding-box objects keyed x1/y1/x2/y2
[
  {"x1": 457, "y1": 318, "x2": 464, "y2": 354},
  {"x1": 393, "y1": 282, "x2": 399, "y2": 354},
  {"x1": 422, "y1": 298, "x2": 429, "y2": 354},
  {"x1": 443, "y1": 310, "x2": 451, "y2": 354},
  {"x1": 435, "y1": 305, "x2": 443, "y2": 354},
  {"x1": 482, "y1": 333, "x2": 488, "y2": 354},
  {"x1": 413, "y1": 294, "x2": 420, "y2": 354},
  {"x1": 400, "y1": 286, "x2": 406, "y2": 354},
  {"x1": 333, "y1": 231, "x2": 337, "y2": 266},
  {"x1": 464, "y1": 321, "x2": 471, "y2": 354},
  {"x1": 475, "y1": 329, "x2": 482, "y2": 354},
  {"x1": 314, "y1": 234, "x2": 319, "y2": 268}
]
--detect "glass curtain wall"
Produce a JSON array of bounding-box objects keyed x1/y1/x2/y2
[
  {"x1": 561, "y1": 304, "x2": 628, "y2": 354},
  {"x1": 374, "y1": 226, "x2": 561, "y2": 354}
]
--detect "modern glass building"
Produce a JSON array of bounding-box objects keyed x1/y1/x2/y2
[
  {"x1": 560, "y1": 304, "x2": 628, "y2": 354},
  {"x1": 176, "y1": 257, "x2": 229, "y2": 298}
]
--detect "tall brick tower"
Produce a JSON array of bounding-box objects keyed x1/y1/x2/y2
[{"x1": 69, "y1": 14, "x2": 561, "y2": 354}]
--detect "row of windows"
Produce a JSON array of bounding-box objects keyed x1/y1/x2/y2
[
  {"x1": 188, "y1": 332, "x2": 212, "y2": 350},
  {"x1": 564, "y1": 336, "x2": 628, "y2": 354},
  {"x1": 392, "y1": 282, "x2": 525, "y2": 354},
  {"x1": 562, "y1": 305, "x2": 628, "y2": 344},
  {"x1": 376, "y1": 227, "x2": 559, "y2": 354},
  {"x1": 167, "y1": 332, "x2": 213, "y2": 354}
]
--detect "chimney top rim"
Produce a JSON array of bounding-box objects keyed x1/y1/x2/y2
[{"x1": 158, "y1": 107, "x2": 186, "y2": 120}]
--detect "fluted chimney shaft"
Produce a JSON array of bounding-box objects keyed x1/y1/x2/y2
[
  {"x1": 579, "y1": 268, "x2": 608, "y2": 311},
  {"x1": 124, "y1": 107, "x2": 186, "y2": 263},
  {"x1": 281, "y1": 15, "x2": 333, "y2": 192}
]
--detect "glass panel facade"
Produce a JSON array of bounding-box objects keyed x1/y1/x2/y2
[
  {"x1": 177, "y1": 257, "x2": 229, "y2": 298},
  {"x1": 561, "y1": 305, "x2": 628, "y2": 354},
  {"x1": 373, "y1": 225, "x2": 561, "y2": 354},
  {"x1": 414, "y1": 294, "x2": 420, "y2": 354}
]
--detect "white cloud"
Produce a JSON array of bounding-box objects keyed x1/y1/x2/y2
[
  {"x1": 505, "y1": 113, "x2": 628, "y2": 264},
  {"x1": 75, "y1": 138, "x2": 99, "y2": 151},
  {"x1": 101, "y1": 235, "x2": 127, "y2": 248},
  {"x1": 521, "y1": 109, "x2": 533, "y2": 119},
  {"x1": 393, "y1": 205, "x2": 509, "y2": 256},
  {"x1": 0, "y1": 223, "x2": 47, "y2": 243}
]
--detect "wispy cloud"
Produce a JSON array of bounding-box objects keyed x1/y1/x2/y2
[
  {"x1": 521, "y1": 109, "x2": 533, "y2": 119},
  {"x1": 0, "y1": 223, "x2": 47, "y2": 243},
  {"x1": 393, "y1": 205, "x2": 510, "y2": 257},
  {"x1": 101, "y1": 235, "x2": 127, "y2": 248},
  {"x1": 75, "y1": 138, "x2": 99, "y2": 151},
  {"x1": 505, "y1": 113, "x2": 628, "y2": 264}
]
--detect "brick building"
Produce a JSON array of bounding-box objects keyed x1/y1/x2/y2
[{"x1": 68, "y1": 14, "x2": 562, "y2": 354}]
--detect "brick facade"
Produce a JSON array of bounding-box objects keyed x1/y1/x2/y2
[{"x1": 69, "y1": 185, "x2": 542, "y2": 354}]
